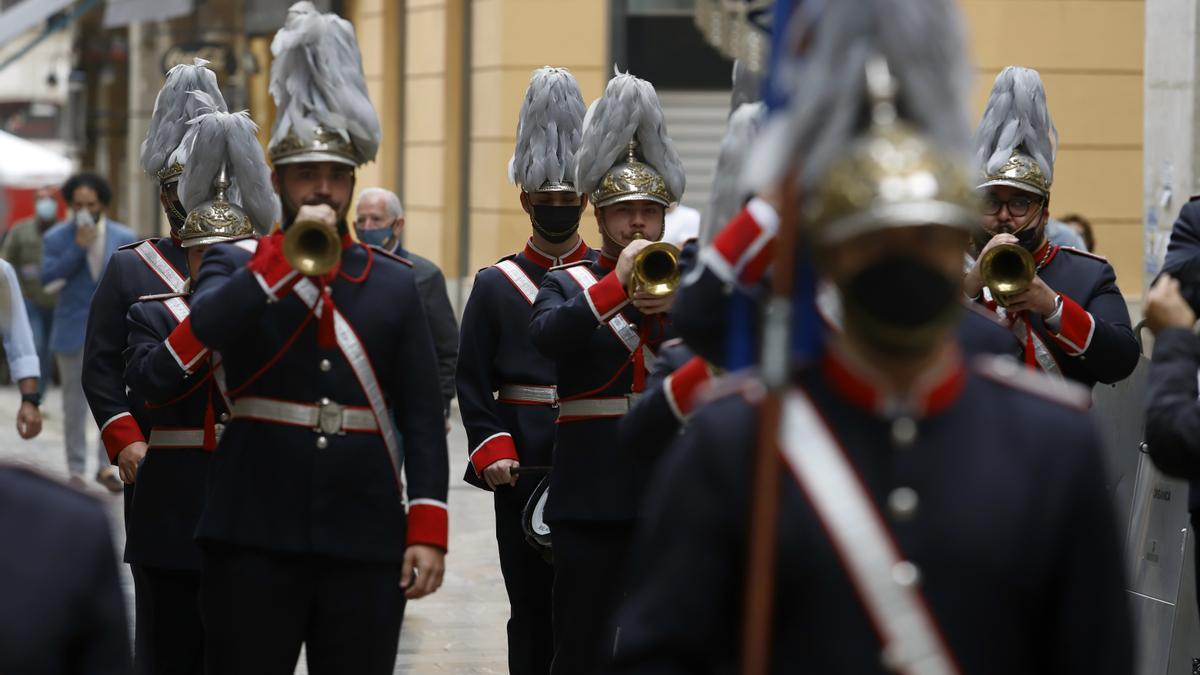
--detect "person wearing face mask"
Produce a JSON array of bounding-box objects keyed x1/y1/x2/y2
[
  {"x1": 455, "y1": 66, "x2": 594, "y2": 675},
  {"x1": 528, "y1": 71, "x2": 684, "y2": 675},
  {"x1": 964, "y1": 66, "x2": 1138, "y2": 389},
  {"x1": 354, "y1": 187, "x2": 458, "y2": 418},
  {"x1": 2, "y1": 186, "x2": 61, "y2": 399},
  {"x1": 41, "y1": 172, "x2": 136, "y2": 496},
  {"x1": 610, "y1": 4, "x2": 1133, "y2": 672},
  {"x1": 186, "y1": 6, "x2": 447, "y2": 670}
]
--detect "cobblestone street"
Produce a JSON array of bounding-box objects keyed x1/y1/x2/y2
[{"x1": 0, "y1": 387, "x2": 509, "y2": 673}]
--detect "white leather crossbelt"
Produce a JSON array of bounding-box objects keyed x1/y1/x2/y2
[
  {"x1": 557, "y1": 395, "x2": 640, "y2": 418},
  {"x1": 232, "y1": 397, "x2": 378, "y2": 434},
  {"x1": 149, "y1": 426, "x2": 223, "y2": 448},
  {"x1": 498, "y1": 384, "x2": 558, "y2": 405}
]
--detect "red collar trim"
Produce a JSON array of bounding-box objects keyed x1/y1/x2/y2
[
  {"x1": 340, "y1": 233, "x2": 356, "y2": 250},
  {"x1": 822, "y1": 345, "x2": 966, "y2": 418},
  {"x1": 597, "y1": 252, "x2": 618, "y2": 272},
  {"x1": 1032, "y1": 239, "x2": 1058, "y2": 268},
  {"x1": 523, "y1": 238, "x2": 588, "y2": 269}
]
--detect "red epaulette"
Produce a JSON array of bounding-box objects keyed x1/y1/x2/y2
[
  {"x1": 548, "y1": 259, "x2": 592, "y2": 273},
  {"x1": 693, "y1": 369, "x2": 765, "y2": 408},
  {"x1": 1058, "y1": 246, "x2": 1109, "y2": 264},
  {"x1": 972, "y1": 355, "x2": 1091, "y2": 411},
  {"x1": 369, "y1": 245, "x2": 414, "y2": 267}
]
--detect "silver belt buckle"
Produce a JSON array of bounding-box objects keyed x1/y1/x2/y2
[
  {"x1": 316, "y1": 398, "x2": 345, "y2": 435},
  {"x1": 213, "y1": 423, "x2": 225, "y2": 442}
]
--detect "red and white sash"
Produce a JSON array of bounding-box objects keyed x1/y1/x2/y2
[
  {"x1": 563, "y1": 266, "x2": 655, "y2": 369},
  {"x1": 780, "y1": 389, "x2": 960, "y2": 675},
  {"x1": 495, "y1": 260, "x2": 539, "y2": 305},
  {"x1": 135, "y1": 241, "x2": 186, "y2": 294}
]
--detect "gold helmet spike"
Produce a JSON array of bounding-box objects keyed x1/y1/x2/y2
[
  {"x1": 591, "y1": 140, "x2": 674, "y2": 209},
  {"x1": 179, "y1": 166, "x2": 255, "y2": 248},
  {"x1": 808, "y1": 56, "x2": 979, "y2": 244}
]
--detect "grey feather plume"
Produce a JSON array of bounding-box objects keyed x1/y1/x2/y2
[
  {"x1": 574, "y1": 69, "x2": 686, "y2": 203},
  {"x1": 179, "y1": 96, "x2": 280, "y2": 232},
  {"x1": 972, "y1": 66, "x2": 1058, "y2": 184},
  {"x1": 743, "y1": 0, "x2": 973, "y2": 191},
  {"x1": 701, "y1": 102, "x2": 767, "y2": 245},
  {"x1": 508, "y1": 67, "x2": 587, "y2": 190},
  {"x1": 140, "y1": 58, "x2": 227, "y2": 178},
  {"x1": 269, "y1": 1, "x2": 381, "y2": 163}
]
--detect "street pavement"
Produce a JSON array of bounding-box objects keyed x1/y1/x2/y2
[{"x1": 0, "y1": 386, "x2": 510, "y2": 673}]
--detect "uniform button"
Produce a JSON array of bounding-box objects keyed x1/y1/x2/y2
[
  {"x1": 891, "y1": 560, "x2": 921, "y2": 588},
  {"x1": 890, "y1": 417, "x2": 917, "y2": 447},
  {"x1": 319, "y1": 359, "x2": 332, "y2": 372},
  {"x1": 219, "y1": 413, "x2": 230, "y2": 423},
  {"x1": 887, "y1": 487, "x2": 919, "y2": 521},
  {"x1": 316, "y1": 436, "x2": 328, "y2": 449}
]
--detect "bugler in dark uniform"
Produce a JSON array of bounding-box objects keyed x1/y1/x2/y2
[
  {"x1": 78, "y1": 58, "x2": 227, "y2": 671},
  {"x1": 611, "y1": 2, "x2": 1133, "y2": 672},
  {"x1": 122, "y1": 101, "x2": 271, "y2": 675},
  {"x1": 186, "y1": 4, "x2": 448, "y2": 673},
  {"x1": 529, "y1": 71, "x2": 685, "y2": 674},
  {"x1": 965, "y1": 66, "x2": 1138, "y2": 389},
  {"x1": 455, "y1": 66, "x2": 593, "y2": 675}
]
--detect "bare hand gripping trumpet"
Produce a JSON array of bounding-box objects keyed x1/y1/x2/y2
[
  {"x1": 629, "y1": 232, "x2": 680, "y2": 297},
  {"x1": 976, "y1": 241, "x2": 1035, "y2": 307},
  {"x1": 283, "y1": 217, "x2": 342, "y2": 277}
]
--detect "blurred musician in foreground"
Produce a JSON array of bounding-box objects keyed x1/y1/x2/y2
[{"x1": 610, "y1": 2, "x2": 1133, "y2": 672}]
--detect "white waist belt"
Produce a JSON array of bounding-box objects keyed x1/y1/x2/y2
[
  {"x1": 149, "y1": 427, "x2": 222, "y2": 448},
  {"x1": 558, "y1": 395, "x2": 639, "y2": 418},
  {"x1": 498, "y1": 384, "x2": 558, "y2": 405},
  {"x1": 232, "y1": 397, "x2": 378, "y2": 434}
]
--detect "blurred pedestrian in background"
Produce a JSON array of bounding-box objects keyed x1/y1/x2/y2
[
  {"x1": 1061, "y1": 212, "x2": 1096, "y2": 252},
  {"x1": 3, "y1": 185, "x2": 61, "y2": 397},
  {"x1": 41, "y1": 173, "x2": 135, "y2": 492}
]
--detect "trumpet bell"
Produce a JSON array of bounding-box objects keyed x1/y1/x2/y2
[
  {"x1": 283, "y1": 219, "x2": 342, "y2": 277},
  {"x1": 631, "y1": 240, "x2": 680, "y2": 297},
  {"x1": 978, "y1": 242, "x2": 1035, "y2": 307}
]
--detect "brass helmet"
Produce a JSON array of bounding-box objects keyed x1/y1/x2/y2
[
  {"x1": 808, "y1": 57, "x2": 979, "y2": 244},
  {"x1": 973, "y1": 66, "x2": 1057, "y2": 199},
  {"x1": 267, "y1": 2, "x2": 381, "y2": 168},
  {"x1": 592, "y1": 140, "x2": 674, "y2": 208},
  {"x1": 179, "y1": 168, "x2": 254, "y2": 248}
]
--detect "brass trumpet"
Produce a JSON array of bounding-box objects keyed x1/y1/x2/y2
[
  {"x1": 283, "y1": 218, "x2": 342, "y2": 277},
  {"x1": 629, "y1": 232, "x2": 680, "y2": 297},
  {"x1": 977, "y1": 242, "x2": 1035, "y2": 307}
]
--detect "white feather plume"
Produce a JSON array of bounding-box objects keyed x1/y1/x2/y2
[
  {"x1": 743, "y1": 0, "x2": 973, "y2": 192},
  {"x1": 508, "y1": 67, "x2": 587, "y2": 190},
  {"x1": 179, "y1": 96, "x2": 281, "y2": 232},
  {"x1": 140, "y1": 58, "x2": 227, "y2": 178},
  {"x1": 574, "y1": 69, "x2": 686, "y2": 203},
  {"x1": 972, "y1": 66, "x2": 1058, "y2": 184},
  {"x1": 701, "y1": 102, "x2": 767, "y2": 245},
  {"x1": 268, "y1": 1, "x2": 381, "y2": 163}
]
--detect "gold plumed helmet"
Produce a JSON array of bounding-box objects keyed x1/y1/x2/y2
[
  {"x1": 973, "y1": 66, "x2": 1057, "y2": 199},
  {"x1": 976, "y1": 151, "x2": 1050, "y2": 198},
  {"x1": 808, "y1": 57, "x2": 979, "y2": 244},
  {"x1": 179, "y1": 168, "x2": 255, "y2": 248},
  {"x1": 591, "y1": 140, "x2": 674, "y2": 208}
]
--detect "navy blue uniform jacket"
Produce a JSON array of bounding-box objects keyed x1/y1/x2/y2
[{"x1": 188, "y1": 239, "x2": 449, "y2": 560}]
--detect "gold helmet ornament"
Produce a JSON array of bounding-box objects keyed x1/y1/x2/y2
[
  {"x1": 140, "y1": 58, "x2": 227, "y2": 187},
  {"x1": 808, "y1": 57, "x2": 979, "y2": 244},
  {"x1": 575, "y1": 70, "x2": 685, "y2": 210},
  {"x1": 267, "y1": 2, "x2": 381, "y2": 167},
  {"x1": 973, "y1": 66, "x2": 1057, "y2": 199},
  {"x1": 178, "y1": 96, "x2": 280, "y2": 242}
]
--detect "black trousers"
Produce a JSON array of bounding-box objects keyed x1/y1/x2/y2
[
  {"x1": 199, "y1": 543, "x2": 405, "y2": 675},
  {"x1": 141, "y1": 566, "x2": 203, "y2": 675},
  {"x1": 496, "y1": 488, "x2": 555, "y2": 674},
  {"x1": 549, "y1": 521, "x2": 634, "y2": 675},
  {"x1": 132, "y1": 564, "x2": 153, "y2": 675}
]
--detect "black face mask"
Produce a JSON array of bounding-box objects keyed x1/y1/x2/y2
[
  {"x1": 841, "y1": 255, "x2": 960, "y2": 358},
  {"x1": 530, "y1": 204, "x2": 582, "y2": 243}
]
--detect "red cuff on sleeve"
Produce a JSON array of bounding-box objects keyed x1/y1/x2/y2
[
  {"x1": 101, "y1": 412, "x2": 145, "y2": 463},
  {"x1": 1050, "y1": 294, "x2": 1095, "y2": 356},
  {"x1": 586, "y1": 271, "x2": 630, "y2": 322},
  {"x1": 165, "y1": 316, "x2": 210, "y2": 374},
  {"x1": 664, "y1": 356, "x2": 713, "y2": 421},
  {"x1": 406, "y1": 500, "x2": 449, "y2": 551},
  {"x1": 469, "y1": 432, "x2": 520, "y2": 476},
  {"x1": 709, "y1": 199, "x2": 779, "y2": 285},
  {"x1": 247, "y1": 232, "x2": 300, "y2": 300}
]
